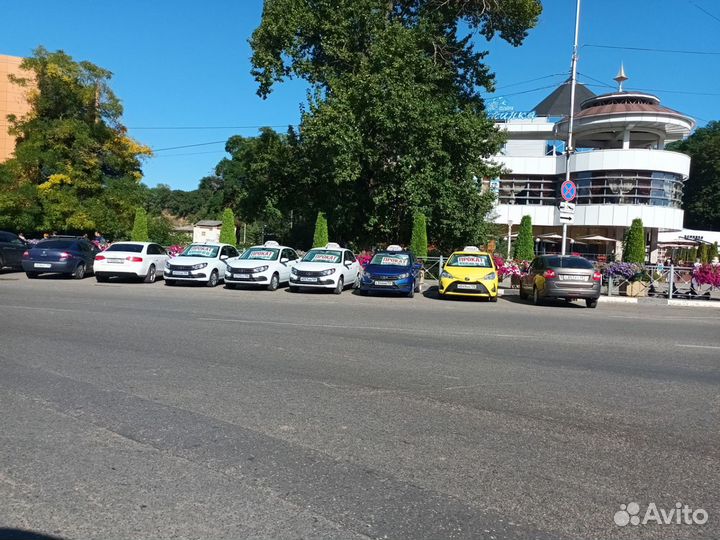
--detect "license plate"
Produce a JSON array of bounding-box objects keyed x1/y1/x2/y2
[
  {"x1": 34, "y1": 263, "x2": 51, "y2": 268},
  {"x1": 300, "y1": 277, "x2": 318, "y2": 282},
  {"x1": 173, "y1": 271, "x2": 189, "y2": 276},
  {"x1": 456, "y1": 283, "x2": 477, "y2": 289},
  {"x1": 234, "y1": 274, "x2": 250, "y2": 279},
  {"x1": 374, "y1": 280, "x2": 393, "y2": 286},
  {"x1": 108, "y1": 258, "x2": 124, "y2": 264},
  {"x1": 560, "y1": 275, "x2": 587, "y2": 281}
]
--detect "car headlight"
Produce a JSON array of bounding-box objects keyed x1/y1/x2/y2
[
  {"x1": 321, "y1": 268, "x2": 336, "y2": 276},
  {"x1": 484, "y1": 272, "x2": 497, "y2": 281},
  {"x1": 364, "y1": 272, "x2": 372, "y2": 279},
  {"x1": 252, "y1": 265, "x2": 269, "y2": 273},
  {"x1": 191, "y1": 262, "x2": 208, "y2": 270},
  {"x1": 165, "y1": 261, "x2": 172, "y2": 269},
  {"x1": 396, "y1": 273, "x2": 410, "y2": 279},
  {"x1": 291, "y1": 267, "x2": 298, "y2": 275},
  {"x1": 441, "y1": 271, "x2": 454, "y2": 279}
]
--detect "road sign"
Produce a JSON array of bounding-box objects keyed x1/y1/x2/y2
[
  {"x1": 561, "y1": 180, "x2": 577, "y2": 202},
  {"x1": 559, "y1": 201, "x2": 576, "y2": 212},
  {"x1": 559, "y1": 213, "x2": 574, "y2": 224}
]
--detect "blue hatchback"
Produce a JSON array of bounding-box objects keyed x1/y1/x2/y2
[{"x1": 359, "y1": 249, "x2": 422, "y2": 297}]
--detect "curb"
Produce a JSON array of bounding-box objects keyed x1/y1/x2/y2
[
  {"x1": 599, "y1": 296, "x2": 638, "y2": 304},
  {"x1": 667, "y1": 299, "x2": 720, "y2": 309}
]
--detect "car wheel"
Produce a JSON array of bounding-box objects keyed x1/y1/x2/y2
[
  {"x1": 206, "y1": 270, "x2": 219, "y2": 287},
  {"x1": 489, "y1": 295, "x2": 498, "y2": 302},
  {"x1": 267, "y1": 272, "x2": 279, "y2": 291},
  {"x1": 585, "y1": 298, "x2": 598, "y2": 309},
  {"x1": 26, "y1": 272, "x2": 39, "y2": 279},
  {"x1": 519, "y1": 283, "x2": 528, "y2": 300},
  {"x1": 73, "y1": 263, "x2": 86, "y2": 280},
  {"x1": 407, "y1": 286, "x2": 414, "y2": 298},
  {"x1": 165, "y1": 279, "x2": 176, "y2": 286},
  {"x1": 143, "y1": 264, "x2": 157, "y2": 283},
  {"x1": 96, "y1": 274, "x2": 110, "y2": 283},
  {"x1": 533, "y1": 286, "x2": 543, "y2": 306},
  {"x1": 414, "y1": 280, "x2": 421, "y2": 293},
  {"x1": 0, "y1": 255, "x2": 4, "y2": 269},
  {"x1": 333, "y1": 276, "x2": 344, "y2": 295}
]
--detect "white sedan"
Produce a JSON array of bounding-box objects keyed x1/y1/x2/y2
[
  {"x1": 224, "y1": 241, "x2": 300, "y2": 291},
  {"x1": 95, "y1": 242, "x2": 169, "y2": 283},
  {"x1": 289, "y1": 243, "x2": 361, "y2": 294},
  {"x1": 164, "y1": 243, "x2": 240, "y2": 287}
]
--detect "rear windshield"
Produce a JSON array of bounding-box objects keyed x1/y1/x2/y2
[
  {"x1": 105, "y1": 243, "x2": 143, "y2": 253},
  {"x1": 546, "y1": 256, "x2": 594, "y2": 269},
  {"x1": 36, "y1": 240, "x2": 74, "y2": 249}
]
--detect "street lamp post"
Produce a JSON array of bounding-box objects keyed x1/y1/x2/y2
[{"x1": 507, "y1": 220, "x2": 513, "y2": 258}]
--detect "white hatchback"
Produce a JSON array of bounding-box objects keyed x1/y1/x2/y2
[
  {"x1": 225, "y1": 241, "x2": 300, "y2": 291},
  {"x1": 164, "y1": 243, "x2": 240, "y2": 287},
  {"x1": 289, "y1": 243, "x2": 361, "y2": 294},
  {"x1": 95, "y1": 242, "x2": 169, "y2": 283}
]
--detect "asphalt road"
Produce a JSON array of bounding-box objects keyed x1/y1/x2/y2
[{"x1": 0, "y1": 272, "x2": 718, "y2": 540}]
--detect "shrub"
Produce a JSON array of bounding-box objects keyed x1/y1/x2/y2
[
  {"x1": 131, "y1": 208, "x2": 149, "y2": 242},
  {"x1": 513, "y1": 215, "x2": 534, "y2": 261},
  {"x1": 623, "y1": 218, "x2": 645, "y2": 264},
  {"x1": 410, "y1": 212, "x2": 428, "y2": 259},
  {"x1": 693, "y1": 263, "x2": 720, "y2": 287},
  {"x1": 219, "y1": 208, "x2": 236, "y2": 245},
  {"x1": 312, "y1": 212, "x2": 328, "y2": 248}
]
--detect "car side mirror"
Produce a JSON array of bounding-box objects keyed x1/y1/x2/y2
[
  {"x1": 220, "y1": 254, "x2": 228, "y2": 260},
  {"x1": 280, "y1": 257, "x2": 289, "y2": 263}
]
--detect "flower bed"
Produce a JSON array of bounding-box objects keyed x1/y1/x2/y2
[{"x1": 693, "y1": 263, "x2": 720, "y2": 288}]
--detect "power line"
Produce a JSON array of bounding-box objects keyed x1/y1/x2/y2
[
  {"x1": 484, "y1": 83, "x2": 559, "y2": 97},
  {"x1": 582, "y1": 83, "x2": 720, "y2": 97},
  {"x1": 151, "y1": 150, "x2": 229, "y2": 158},
  {"x1": 130, "y1": 124, "x2": 292, "y2": 130},
  {"x1": 688, "y1": 0, "x2": 720, "y2": 25},
  {"x1": 152, "y1": 140, "x2": 227, "y2": 152},
  {"x1": 577, "y1": 72, "x2": 614, "y2": 89},
  {"x1": 583, "y1": 43, "x2": 720, "y2": 55},
  {"x1": 492, "y1": 73, "x2": 566, "y2": 91}
]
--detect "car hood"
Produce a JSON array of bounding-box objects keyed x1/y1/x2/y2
[
  {"x1": 443, "y1": 266, "x2": 497, "y2": 280},
  {"x1": 294, "y1": 262, "x2": 340, "y2": 272},
  {"x1": 364, "y1": 264, "x2": 412, "y2": 276},
  {"x1": 169, "y1": 256, "x2": 217, "y2": 266},
  {"x1": 227, "y1": 259, "x2": 276, "y2": 269}
]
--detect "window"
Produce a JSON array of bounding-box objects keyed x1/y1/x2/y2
[
  {"x1": 228, "y1": 246, "x2": 240, "y2": 258},
  {"x1": 344, "y1": 251, "x2": 356, "y2": 263},
  {"x1": 37, "y1": 240, "x2": 74, "y2": 249},
  {"x1": 107, "y1": 243, "x2": 144, "y2": 253}
]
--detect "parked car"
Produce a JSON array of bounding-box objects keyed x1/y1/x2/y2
[
  {"x1": 164, "y1": 243, "x2": 239, "y2": 287},
  {"x1": 22, "y1": 237, "x2": 98, "y2": 279},
  {"x1": 289, "y1": 243, "x2": 361, "y2": 294},
  {"x1": 94, "y1": 242, "x2": 169, "y2": 283},
  {"x1": 224, "y1": 241, "x2": 300, "y2": 291},
  {"x1": 519, "y1": 255, "x2": 601, "y2": 308},
  {"x1": 0, "y1": 230, "x2": 28, "y2": 270},
  {"x1": 358, "y1": 245, "x2": 421, "y2": 297},
  {"x1": 438, "y1": 247, "x2": 498, "y2": 301}
]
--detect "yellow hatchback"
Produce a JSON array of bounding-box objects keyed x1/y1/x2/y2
[{"x1": 438, "y1": 247, "x2": 498, "y2": 301}]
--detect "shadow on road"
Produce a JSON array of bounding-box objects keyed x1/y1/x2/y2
[{"x1": 0, "y1": 529, "x2": 66, "y2": 540}]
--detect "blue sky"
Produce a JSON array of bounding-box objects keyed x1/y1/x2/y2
[{"x1": 2, "y1": 0, "x2": 719, "y2": 191}]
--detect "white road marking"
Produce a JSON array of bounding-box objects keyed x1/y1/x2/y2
[
  {"x1": 2, "y1": 305, "x2": 76, "y2": 313},
  {"x1": 609, "y1": 315, "x2": 719, "y2": 321},
  {"x1": 676, "y1": 344, "x2": 720, "y2": 350}
]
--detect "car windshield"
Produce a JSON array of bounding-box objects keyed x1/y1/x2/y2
[
  {"x1": 302, "y1": 249, "x2": 342, "y2": 263},
  {"x1": 546, "y1": 256, "x2": 594, "y2": 269},
  {"x1": 180, "y1": 245, "x2": 219, "y2": 258},
  {"x1": 370, "y1": 253, "x2": 410, "y2": 267},
  {"x1": 447, "y1": 253, "x2": 493, "y2": 268},
  {"x1": 105, "y1": 243, "x2": 143, "y2": 253},
  {"x1": 240, "y1": 248, "x2": 279, "y2": 261},
  {"x1": 36, "y1": 240, "x2": 74, "y2": 249}
]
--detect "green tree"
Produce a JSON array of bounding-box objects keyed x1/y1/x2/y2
[
  {"x1": 0, "y1": 47, "x2": 151, "y2": 236},
  {"x1": 513, "y1": 215, "x2": 534, "y2": 261},
  {"x1": 131, "y1": 207, "x2": 149, "y2": 242},
  {"x1": 249, "y1": 0, "x2": 541, "y2": 250},
  {"x1": 312, "y1": 211, "x2": 329, "y2": 247},
  {"x1": 410, "y1": 212, "x2": 427, "y2": 259},
  {"x1": 623, "y1": 218, "x2": 646, "y2": 264},
  {"x1": 219, "y1": 208, "x2": 237, "y2": 245},
  {"x1": 708, "y1": 241, "x2": 719, "y2": 262},
  {"x1": 668, "y1": 121, "x2": 720, "y2": 230},
  {"x1": 697, "y1": 242, "x2": 708, "y2": 264}
]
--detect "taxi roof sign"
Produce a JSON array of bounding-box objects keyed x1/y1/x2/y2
[
  {"x1": 386, "y1": 244, "x2": 403, "y2": 252},
  {"x1": 325, "y1": 242, "x2": 342, "y2": 249},
  {"x1": 263, "y1": 240, "x2": 280, "y2": 247},
  {"x1": 463, "y1": 245, "x2": 481, "y2": 252}
]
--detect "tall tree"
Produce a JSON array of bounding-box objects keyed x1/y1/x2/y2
[
  {"x1": 250, "y1": 0, "x2": 541, "y2": 250},
  {"x1": 0, "y1": 47, "x2": 151, "y2": 237},
  {"x1": 668, "y1": 121, "x2": 720, "y2": 230},
  {"x1": 219, "y1": 208, "x2": 237, "y2": 245},
  {"x1": 410, "y1": 212, "x2": 427, "y2": 258},
  {"x1": 131, "y1": 207, "x2": 149, "y2": 242},
  {"x1": 513, "y1": 215, "x2": 534, "y2": 261},
  {"x1": 313, "y1": 212, "x2": 329, "y2": 247}
]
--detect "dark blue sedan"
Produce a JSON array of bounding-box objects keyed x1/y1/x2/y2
[
  {"x1": 359, "y1": 249, "x2": 422, "y2": 297},
  {"x1": 22, "y1": 237, "x2": 99, "y2": 279}
]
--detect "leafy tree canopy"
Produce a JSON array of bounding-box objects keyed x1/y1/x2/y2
[
  {"x1": 0, "y1": 47, "x2": 151, "y2": 238},
  {"x1": 249, "y1": 0, "x2": 541, "y2": 250}
]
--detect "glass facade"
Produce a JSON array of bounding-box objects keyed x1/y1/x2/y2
[{"x1": 498, "y1": 170, "x2": 684, "y2": 208}]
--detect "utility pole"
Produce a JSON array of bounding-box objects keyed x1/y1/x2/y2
[{"x1": 562, "y1": 0, "x2": 581, "y2": 256}]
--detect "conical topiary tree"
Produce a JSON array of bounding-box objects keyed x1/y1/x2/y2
[
  {"x1": 623, "y1": 218, "x2": 645, "y2": 264},
  {"x1": 698, "y1": 242, "x2": 708, "y2": 264},
  {"x1": 513, "y1": 215, "x2": 534, "y2": 261},
  {"x1": 410, "y1": 212, "x2": 428, "y2": 259},
  {"x1": 131, "y1": 207, "x2": 149, "y2": 242},
  {"x1": 708, "y1": 241, "x2": 719, "y2": 263},
  {"x1": 312, "y1": 211, "x2": 328, "y2": 247},
  {"x1": 219, "y1": 208, "x2": 236, "y2": 245}
]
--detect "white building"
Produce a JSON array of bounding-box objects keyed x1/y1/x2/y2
[{"x1": 488, "y1": 71, "x2": 695, "y2": 263}]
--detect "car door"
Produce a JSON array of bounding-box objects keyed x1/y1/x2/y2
[
  {"x1": 218, "y1": 246, "x2": 231, "y2": 278},
  {"x1": 278, "y1": 249, "x2": 292, "y2": 282},
  {"x1": 523, "y1": 258, "x2": 539, "y2": 291},
  {"x1": 146, "y1": 244, "x2": 164, "y2": 274},
  {"x1": 80, "y1": 241, "x2": 95, "y2": 271},
  {"x1": 155, "y1": 245, "x2": 169, "y2": 274},
  {"x1": 343, "y1": 251, "x2": 359, "y2": 283},
  {"x1": 0, "y1": 232, "x2": 24, "y2": 266}
]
